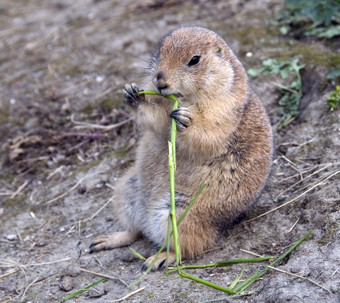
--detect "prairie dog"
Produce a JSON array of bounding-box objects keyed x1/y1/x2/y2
[{"x1": 90, "y1": 26, "x2": 273, "y2": 269}]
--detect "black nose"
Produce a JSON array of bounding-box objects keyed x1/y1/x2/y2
[
  {"x1": 154, "y1": 71, "x2": 168, "y2": 91},
  {"x1": 156, "y1": 71, "x2": 165, "y2": 81}
]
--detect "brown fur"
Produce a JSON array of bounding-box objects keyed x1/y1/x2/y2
[{"x1": 90, "y1": 26, "x2": 273, "y2": 267}]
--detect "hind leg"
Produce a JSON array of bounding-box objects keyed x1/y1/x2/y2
[
  {"x1": 89, "y1": 167, "x2": 143, "y2": 253},
  {"x1": 142, "y1": 251, "x2": 176, "y2": 271}
]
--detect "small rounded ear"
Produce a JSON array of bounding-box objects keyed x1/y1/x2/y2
[
  {"x1": 215, "y1": 41, "x2": 234, "y2": 61},
  {"x1": 215, "y1": 42, "x2": 225, "y2": 58},
  {"x1": 216, "y1": 46, "x2": 223, "y2": 58}
]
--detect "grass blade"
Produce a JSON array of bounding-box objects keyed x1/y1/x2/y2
[
  {"x1": 177, "y1": 184, "x2": 206, "y2": 226},
  {"x1": 233, "y1": 230, "x2": 312, "y2": 293},
  {"x1": 165, "y1": 257, "x2": 273, "y2": 274},
  {"x1": 129, "y1": 247, "x2": 146, "y2": 260},
  {"x1": 229, "y1": 269, "x2": 244, "y2": 289},
  {"x1": 60, "y1": 278, "x2": 107, "y2": 302},
  {"x1": 179, "y1": 270, "x2": 235, "y2": 294}
]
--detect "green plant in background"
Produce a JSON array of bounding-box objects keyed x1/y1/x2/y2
[
  {"x1": 277, "y1": 0, "x2": 340, "y2": 38},
  {"x1": 327, "y1": 67, "x2": 340, "y2": 81},
  {"x1": 327, "y1": 85, "x2": 340, "y2": 111},
  {"x1": 248, "y1": 59, "x2": 305, "y2": 130}
]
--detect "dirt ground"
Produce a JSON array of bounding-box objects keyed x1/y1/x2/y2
[{"x1": 1, "y1": 0, "x2": 340, "y2": 302}]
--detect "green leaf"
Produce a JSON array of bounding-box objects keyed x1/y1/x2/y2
[
  {"x1": 247, "y1": 68, "x2": 262, "y2": 78},
  {"x1": 327, "y1": 68, "x2": 340, "y2": 80},
  {"x1": 305, "y1": 25, "x2": 340, "y2": 38}
]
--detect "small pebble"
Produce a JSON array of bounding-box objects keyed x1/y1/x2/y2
[
  {"x1": 59, "y1": 276, "x2": 74, "y2": 292},
  {"x1": 6, "y1": 234, "x2": 17, "y2": 241},
  {"x1": 86, "y1": 284, "x2": 107, "y2": 298},
  {"x1": 96, "y1": 75, "x2": 105, "y2": 83},
  {"x1": 78, "y1": 184, "x2": 87, "y2": 194}
]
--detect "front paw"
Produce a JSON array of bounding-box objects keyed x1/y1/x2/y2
[
  {"x1": 122, "y1": 83, "x2": 145, "y2": 108},
  {"x1": 170, "y1": 107, "x2": 193, "y2": 130}
]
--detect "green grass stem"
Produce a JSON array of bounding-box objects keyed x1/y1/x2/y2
[
  {"x1": 233, "y1": 230, "x2": 312, "y2": 293},
  {"x1": 129, "y1": 247, "x2": 146, "y2": 260},
  {"x1": 179, "y1": 270, "x2": 235, "y2": 294},
  {"x1": 60, "y1": 278, "x2": 107, "y2": 302},
  {"x1": 165, "y1": 257, "x2": 273, "y2": 274},
  {"x1": 177, "y1": 184, "x2": 206, "y2": 226},
  {"x1": 229, "y1": 269, "x2": 244, "y2": 290}
]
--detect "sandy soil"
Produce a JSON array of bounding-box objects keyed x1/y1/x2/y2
[{"x1": 1, "y1": 0, "x2": 339, "y2": 302}]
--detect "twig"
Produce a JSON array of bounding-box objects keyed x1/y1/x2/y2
[
  {"x1": 277, "y1": 162, "x2": 335, "y2": 182},
  {"x1": 240, "y1": 248, "x2": 332, "y2": 294},
  {"x1": 0, "y1": 268, "x2": 19, "y2": 279},
  {"x1": 110, "y1": 287, "x2": 145, "y2": 302},
  {"x1": 287, "y1": 217, "x2": 299, "y2": 233},
  {"x1": 71, "y1": 114, "x2": 133, "y2": 131},
  {"x1": 298, "y1": 170, "x2": 336, "y2": 192},
  {"x1": 9, "y1": 181, "x2": 28, "y2": 199},
  {"x1": 245, "y1": 170, "x2": 339, "y2": 223},
  {"x1": 0, "y1": 260, "x2": 28, "y2": 280},
  {"x1": 275, "y1": 163, "x2": 334, "y2": 199},
  {"x1": 281, "y1": 155, "x2": 297, "y2": 167},
  {"x1": 79, "y1": 268, "x2": 128, "y2": 287},
  {"x1": 267, "y1": 266, "x2": 332, "y2": 293},
  {"x1": 46, "y1": 165, "x2": 65, "y2": 180},
  {"x1": 44, "y1": 172, "x2": 103, "y2": 204},
  {"x1": 332, "y1": 267, "x2": 340, "y2": 277},
  {"x1": 0, "y1": 191, "x2": 14, "y2": 196},
  {"x1": 281, "y1": 155, "x2": 303, "y2": 180},
  {"x1": 233, "y1": 231, "x2": 312, "y2": 293},
  {"x1": 61, "y1": 132, "x2": 107, "y2": 139},
  {"x1": 21, "y1": 277, "x2": 39, "y2": 301},
  {"x1": 81, "y1": 195, "x2": 115, "y2": 223},
  {"x1": 0, "y1": 257, "x2": 71, "y2": 269},
  {"x1": 272, "y1": 82, "x2": 299, "y2": 95},
  {"x1": 16, "y1": 156, "x2": 49, "y2": 165}
]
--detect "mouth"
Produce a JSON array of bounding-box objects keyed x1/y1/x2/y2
[
  {"x1": 155, "y1": 87, "x2": 182, "y2": 98},
  {"x1": 157, "y1": 88, "x2": 183, "y2": 98},
  {"x1": 172, "y1": 93, "x2": 183, "y2": 98}
]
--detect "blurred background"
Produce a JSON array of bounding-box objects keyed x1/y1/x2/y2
[{"x1": 0, "y1": 1, "x2": 339, "y2": 302}]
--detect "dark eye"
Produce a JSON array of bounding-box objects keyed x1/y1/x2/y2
[{"x1": 187, "y1": 56, "x2": 201, "y2": 67}]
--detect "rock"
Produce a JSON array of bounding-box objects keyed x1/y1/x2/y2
[
  {"x1": 85, "y1": 283, "x2": 107, "y2": 298},
  {"x1": 59, "y1": 276, "x2": 74, "y2": 292},
  {"x1": 6, "y1": 234, "x2": 17, "y2": 241}
]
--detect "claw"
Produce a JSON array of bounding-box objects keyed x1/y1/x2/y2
[
  {"x1": 141, "y1": 263, "x2": 148, "y2": 272},
  {"x1": 170, "y1": 107, "x2": 193, "y2": 130},
  {"x1": 122, "y1": 83, "x2": 145, "y2": 108},
  {"x1": 141, "y1": 252, "x2": 176, "y2": 271},
  {"x1": 131, "y1": 83, "x2": 140, "y2": 96}
]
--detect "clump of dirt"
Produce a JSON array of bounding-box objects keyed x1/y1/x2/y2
[{"x1": 1, "y1": 0, "x2": 339, "y2": 302}]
